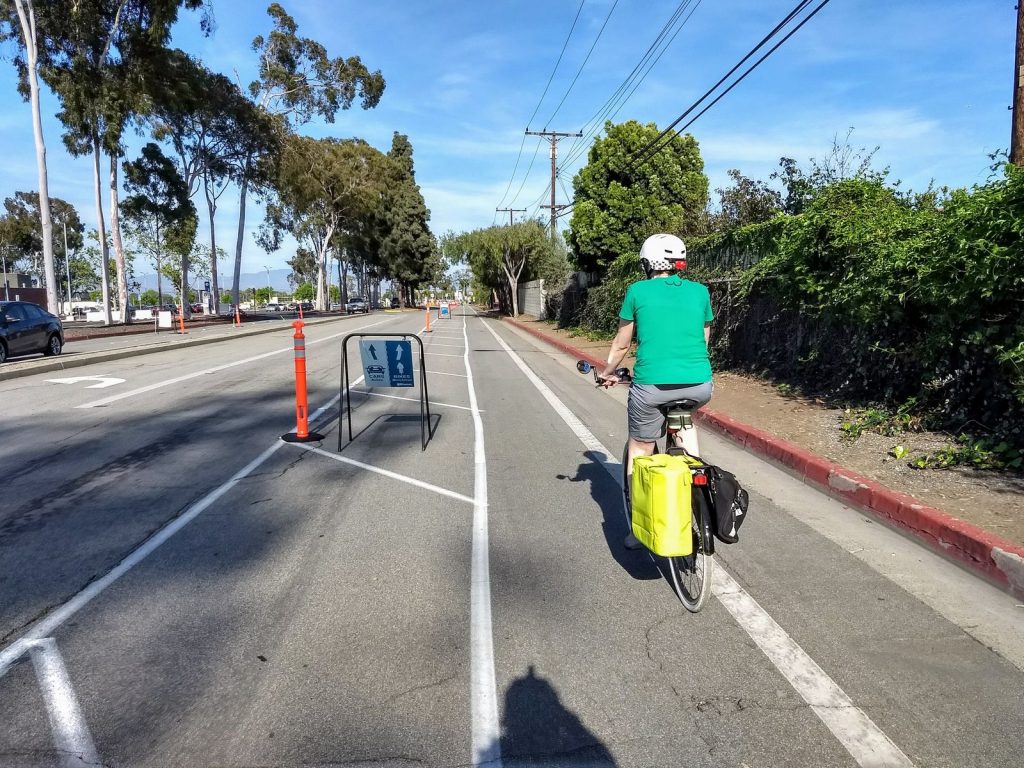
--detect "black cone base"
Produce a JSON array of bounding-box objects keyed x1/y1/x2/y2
[{"x1": 281, "y1": 431, "x2": 325, "y2": 443}]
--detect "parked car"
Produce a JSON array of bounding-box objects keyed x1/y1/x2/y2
[
  {"x1": 0, "y1": 300, "x2": 64, "y2": 364},
  {"x1": 346, "y1": 297, "x2": 369, "y2": 314},
  {"x1": 390, "y1": 298, "x2": 401, "y2": 309},
  {"x1": 266, "y1": 303, "x2": 283, "y2": 312}
]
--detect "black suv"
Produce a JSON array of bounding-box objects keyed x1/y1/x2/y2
[{"x1": 0, "y1": 300, "x2": 64, "y2": 363}]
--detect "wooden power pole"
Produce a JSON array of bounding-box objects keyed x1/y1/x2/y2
[
  {"x1": 1013, "y1": 1, "x2": 1024, "y2": 165},
  {"x1": 526, "y1": 129, "x2": 582, "y2": 237},
  {"x1": 496, "y1": 207, "x2": 526, "y2": 226}
]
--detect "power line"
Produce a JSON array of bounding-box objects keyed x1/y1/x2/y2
[
  {"x1": 627, "y1": 0, "x2": 817, "y2": 172},
  {"x1": 556, "y1": 0, "x2": 833, "y2": 221},
  {"x1": 495, "y1": 1, "x2": 588, "y2": 211},
  {"x1": 542, "y1": 0, "x2": 620, "y2": 130},
  {"x1": 563, "y1": 0, "x2": 703, "y2": 168}
]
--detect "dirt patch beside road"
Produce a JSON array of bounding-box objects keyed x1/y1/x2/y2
[{"x1": 512, "y1": 315, "x2": 1024, "y2": 549}]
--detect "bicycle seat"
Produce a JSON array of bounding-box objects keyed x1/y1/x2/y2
[{"x1": 660, "y1": 399, "x2": 701, "y2": 412}]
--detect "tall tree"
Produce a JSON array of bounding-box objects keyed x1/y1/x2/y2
[
  {"x1": 260, "y1": 136, "x2": 386, "y2": 310},
  {"x1": 121, "y1": 143, "x2": 197, "y2": 311},
  {"x1": 228, "y1": 2, "x2": 385, "y2": 309},
  {"x1": 31, "y1": 0, "x2": 210, "y2": 322},
  {"x1": 567, "y1": 120, "x2": 708, "y2": 275},
  {"x1": 1, "y1": 0, "x2": 59, "y2": 311}
]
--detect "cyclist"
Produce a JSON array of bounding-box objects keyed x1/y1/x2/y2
[{"x1": 598, "y1": 233, "x2": 714, "y2": 549}]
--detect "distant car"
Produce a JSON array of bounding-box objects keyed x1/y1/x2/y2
[
  {"x1": 266, "y1": 303, "x2": 283, "y2": 312},
  {"x1": 300, "y1": 301, "x2": 314, "y2": 312},
  {"x1": 390, "y1": 298, "x2": 400, "y2": 309},
  {"x1": 0, "y1": 300, "x2": 64, "y2": 364},
  {"x1": 330, "y1": 302, "x2": 342, "y2": 311},
  {"x1": 366, "y1": 364, "x2": 385, "y2": 375},
  {"x1": 346, "y1": 297, "x2": 369, "y2": 314}
]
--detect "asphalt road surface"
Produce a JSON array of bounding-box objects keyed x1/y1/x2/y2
[{"x1": 1, "y1": 307, "x2": 1022, "y2": 768}]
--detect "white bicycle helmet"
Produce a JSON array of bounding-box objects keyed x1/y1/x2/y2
[{"x1": 639, "y1": 233, "x2": 687, "y2": 277}]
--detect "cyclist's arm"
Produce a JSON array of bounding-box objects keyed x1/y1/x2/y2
[
  {"x1": 601, "y1": 319, "x2": 634, "y2": 378},
  {"x1": 705, "y1": 322, "x2": 711, "y2": 345}
]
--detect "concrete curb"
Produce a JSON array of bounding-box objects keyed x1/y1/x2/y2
[
  {"x1": 0, "y1": 314, "x2": 359, "y2": 382},
  {"x1": 503, "y1": 316, "x2": 1024, "y2": 599}
]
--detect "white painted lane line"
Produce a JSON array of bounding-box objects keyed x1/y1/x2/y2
[
  {"x1": 424, "y1": 351, "x2": 464, "y2": 357},
  {"x1": 0, "y1": 388, "x2": 349, "y2": 680},
  {"x1": 712, "y1": 574, "x2": 914, "y2": 767},
  {"x1": 28, "y1": 638, "x2": 101, "y2": 768},
  {"x1": 288, "y1": 444, "x2": 475, "y2": 504},
  {"x1": 426, "y1": 370, "x2": 468, "y2": 378},
  {"x1": 349, "y1": 389, "x2": 477, "y2": 412},
  {"x1": 466, "y1": 308, "x2": 502, "y2": 768},
  {"x1": 76, "y1": 318, "x2": 392, "y2": 408},
  {"x1": 424, "y1": 342, "x2": 465, "y2": 349},
  {"x1": 480, "y1": 319, "x2": 916, "y2": 768}
]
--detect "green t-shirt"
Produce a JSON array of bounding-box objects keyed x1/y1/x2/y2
[{"x1": 618, "y1": 277, "x2": 714, "y2": 385}]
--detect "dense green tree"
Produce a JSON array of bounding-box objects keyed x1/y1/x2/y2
[
  {"x1": 121, "y1": 143, "x2": 197, "y2": 308},
  {"x1": 0, "y1": 193, "x2": 84, "y2": 308},
  {"x1": 445, "y1": 220, "x2": 555, "y2": 317},
  {"x1": 567, "y1": 120, "x2": 708, "y2": 274},
  {"x1": 287, "y1": 247, "x2": 318, "y2": 288},
  {"x1": 260, "y1": 135, "x2": 386, "y2": 310}
]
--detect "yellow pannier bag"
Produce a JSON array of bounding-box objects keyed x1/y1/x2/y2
[{"x1": 631, "y1": 454, "x2": 694, "y2": 557}]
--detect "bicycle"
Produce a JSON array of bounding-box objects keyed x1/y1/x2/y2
[{"x1": 578, "y1": 360, "x2": 715, "y2": 612}]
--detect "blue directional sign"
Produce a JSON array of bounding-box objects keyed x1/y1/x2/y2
[
  {"x1": 385, "y1": 340, "x2": 415, "y2": 387},
  {"x1": 439, "y1": 303, "x2": 451, "y2": 319},
  {"x1": 359, "y1": 339, "x2": 414, "y2": 387}
]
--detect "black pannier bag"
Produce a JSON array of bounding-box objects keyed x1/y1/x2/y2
[{"x1": 706, "y1": 465, "x2": 749, "y2": 544}]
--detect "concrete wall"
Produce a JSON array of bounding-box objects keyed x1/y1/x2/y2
[{"x1": 517, "y1": 279, "x2": 546, "y2": 319}]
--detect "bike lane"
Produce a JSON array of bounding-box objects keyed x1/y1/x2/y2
[{"x1": 477, "y1": 314, "x2": 1024, "y2": 768}]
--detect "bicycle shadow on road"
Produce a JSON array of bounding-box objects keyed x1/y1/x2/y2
[
  {"x1": 559, "y1": 452, "x2": 661, "y2": 581},
  {"x1": 486, "y1": 665, "x2": 618, "y2": 767}
]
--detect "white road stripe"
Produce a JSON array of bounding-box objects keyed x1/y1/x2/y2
[
  {"x1": 426, "y1": 370, "x2": 469, "y2": 378},
  {"x1": 466, "y1": 309, "x2": 502, "y2": 768},
  {"x1": 480, "y1": 319, "x2": 916, "y2": 768},
  {"x1": 288, "y1": 443, "x2": 474, "y2": 504},
  {"x1": 424, "y1": 351, "x2": 464, "y2": 357},
  {"x1": 424, "y1": 342, "x2": 465, "y2": 348},
  {"x1": 349, "y1": 389, "x2": 477, "y2": 412},
  {"x1": 76, "y1": 318, "x2": 391, "y2": 408},
  {"x1": 28, "y1": 638, "x2": 101, "y2": 768},
  {"x1": 0, "y1": 389, "x2": 349, "y2": 680}
]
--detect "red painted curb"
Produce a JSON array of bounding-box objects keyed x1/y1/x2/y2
[{"x1": 503, "y1": 316, "x2": 1024, "y2": 599}]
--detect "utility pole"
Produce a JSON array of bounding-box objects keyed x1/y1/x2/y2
[
  {"x1": 525, "y1": 129, "x2": 582, "y2": 238},
  {"x1": 1013, "y1": 1, "x2": 1024, "y2": 165},
  {"x1": 496, "y1": 207, "x2": 526, "y2": 226}
]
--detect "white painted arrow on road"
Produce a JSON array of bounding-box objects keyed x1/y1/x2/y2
[{"x1": 46, "y1": 376, "x2": 125, "y2": 389}]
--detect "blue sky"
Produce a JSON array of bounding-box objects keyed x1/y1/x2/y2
[{"x1": 0, "y1": 0, "x2": 1014, "y2": 275}]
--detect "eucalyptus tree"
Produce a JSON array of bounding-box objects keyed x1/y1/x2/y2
[
  {"x1": 121, "y1": 143, "x2": 197, "y2": 310},
  {"x1": 36, "y1": 0, "x2": 210, "y2": 322},
  {"x1": 228, "y1": 2, "x2": 385, "y2": 308},
  {"x1": 1, "y1": 0, "x2": 60, "y2": 311},
  {"x1": 259, "y1": 135, "x2": 387, "y2": 310}
]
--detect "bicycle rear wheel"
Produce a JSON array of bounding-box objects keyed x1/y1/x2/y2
[{"x1": 666, "y1": 487, "x2": 714, "y2": 612}]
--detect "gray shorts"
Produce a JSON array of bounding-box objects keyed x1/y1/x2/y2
[{"x1": 627, "y1": 381, "x2": 713, "y2": 441}]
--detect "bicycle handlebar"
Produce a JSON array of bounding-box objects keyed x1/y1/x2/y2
[{"x1": 576, "y1": 360, "x2": 632, "y2": 385}]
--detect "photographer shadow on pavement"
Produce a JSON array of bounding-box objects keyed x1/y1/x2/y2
[
  {"x1": 557, "y1": 451, "x2": 660, "y2": 581},
  {"x1": 492, "y1": 665, "x2": 618, "y2": 768}
]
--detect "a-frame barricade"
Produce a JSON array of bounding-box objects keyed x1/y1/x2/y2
[{"x1": 339, "y1": 332, "x2": 432, "y2": 451}]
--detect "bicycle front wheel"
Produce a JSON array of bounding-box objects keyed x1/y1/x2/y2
[{"x1": 666, "y1": 488, "x2": 714, "y2": 612}]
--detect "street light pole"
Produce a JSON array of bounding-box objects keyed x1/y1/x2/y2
[
  {"x1": 264, "y1": 266, "x2": 271, "y2": 307},
  {"x1": 1, "y1": 248, "x2": 10, "y2": 301},
  {"x1": 62, "y1": 222, "x2": 72, "y2": 316}
]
